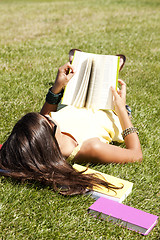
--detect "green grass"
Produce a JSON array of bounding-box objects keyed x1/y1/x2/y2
[{"x1": 0, "y1": 0, "x2": 160, "y2": 239}]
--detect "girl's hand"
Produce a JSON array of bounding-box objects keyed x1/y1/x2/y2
[
  {"x1": 111, "y1": 79, "x2": 126, "y2": 114},
  {"x1": 52, "y1": 62, "x2": 75, "y2": 94}
]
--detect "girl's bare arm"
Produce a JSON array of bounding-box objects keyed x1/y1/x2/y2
[
  {"x1": 40, "y1": 62, "x2": 75, "y2": 115},
  {"x1": 75, "y1": 80, "x2": 142, "y2": 164}
]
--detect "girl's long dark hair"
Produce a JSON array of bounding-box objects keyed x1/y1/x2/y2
[{"x1": 0, "y1": 112, "x2": 122, "y2": 195}]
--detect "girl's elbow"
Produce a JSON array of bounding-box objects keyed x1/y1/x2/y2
[
  {"x1": 134, "y1": 150, "x2": 143, "y2": 163},
  {"x1": 138, "y1": 152, "x2": 143, "y2": 162},
  {"x1": 125, "y1": 149, "x2": 143, "y2": 163}
]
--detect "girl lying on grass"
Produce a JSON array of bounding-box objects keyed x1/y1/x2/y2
[{"x1": 0, "y1": 53, "x2": 142, "y2": 195}]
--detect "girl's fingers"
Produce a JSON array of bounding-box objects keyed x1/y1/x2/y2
[
  {"x1": 65, "y1": 62, "x2": 75, "y2": 73},
  {"x1": 118, "y1": 79, "x2": 126, "y2": 90},
  {"x1": 59, "y1": 62, "x2": 75, "y2": 75},
  {"x1": 118, "y1": 79, "x2": 126, "y2": 99},
  {"x1": 118, "y1": 79, "x2": 125, "y2": 84},
  {"x1": 67, "y1": 71, "x2": 75, "y2": 81},
  {"x1": 111, "y1": 86, "x2": 119, "y2": 98}
]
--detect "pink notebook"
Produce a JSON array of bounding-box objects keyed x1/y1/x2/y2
[{"x1": 88, "y1": 197, "x2": 158, "y2": 235}]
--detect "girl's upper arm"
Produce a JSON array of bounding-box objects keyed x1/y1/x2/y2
[{"x1": 74, "y1": 138, "x2": 142, "y2": 164}]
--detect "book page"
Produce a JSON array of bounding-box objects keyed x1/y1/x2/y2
[
  {"x1": 62, "y1": 51, "x2": 89, "y2": 105},
  {"x1": 101, "y1": 56, "x2": 119, "y2": 110},
  {"x1": 86, "y1": 55, "x2": 106, "y2": 109},
  {"x1": 72, "y1": 58, "x2": 92, "y2": 107},
  {"x1": 85, "y1": 58, "x2": 96, "y2": 108},
  {"x1": 88, "y1": 210, "x2": 148, "y2": 235},
  {"x1": 86, "y1": 55, "x2": 119, "y2": 110}
]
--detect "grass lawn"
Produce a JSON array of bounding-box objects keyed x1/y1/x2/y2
[{"x1": 0, "y1": 0, "x2": 160, "y2": 239}]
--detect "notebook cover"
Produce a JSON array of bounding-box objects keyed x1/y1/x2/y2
[{"x1": 73, "y1": 164, "x2": 133, "y2": 201}]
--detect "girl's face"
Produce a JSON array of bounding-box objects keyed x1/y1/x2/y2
[{"x1": 42, "y1": 115, "x2": 62, "y2": 144}]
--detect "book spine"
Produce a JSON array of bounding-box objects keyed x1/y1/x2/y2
[{"x1": 116, "y1": 56, "x2": 120, "y2": 90}]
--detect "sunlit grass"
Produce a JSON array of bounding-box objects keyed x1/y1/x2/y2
[{"x1": 0, "y1": 0, "x2": 160, "y2": 239}]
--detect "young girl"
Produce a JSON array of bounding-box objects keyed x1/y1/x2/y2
[{"x1": 0, "y1": 59, "x2": 142, "y2": 195}]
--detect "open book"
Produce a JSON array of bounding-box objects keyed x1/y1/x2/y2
[{"x1": 62, "y1": 51, "x2": 120, "y2": 110}]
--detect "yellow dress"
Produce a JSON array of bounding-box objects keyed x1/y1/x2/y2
[{"x1": 50, "y1": 105, "x2": 124, "y2": 161}]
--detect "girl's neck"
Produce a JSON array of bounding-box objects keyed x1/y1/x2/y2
[{"x1": 58, "y1": 132, "x2": 78, "y2": 158}]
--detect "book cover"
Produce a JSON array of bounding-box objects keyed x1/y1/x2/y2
[
  {"x1": 62, "y1": 51, "x2": 119, "y2": 110},
  {"x1": 73, "y1": 164, "x2": 133, "y2": 202},
  {"x1": 88, "y1": 197, "x2": 159, "y2": 235}
]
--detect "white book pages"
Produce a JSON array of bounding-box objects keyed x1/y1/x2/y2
[{"x1": 62, "y1": 51, "x2": 119, "y2": 110}]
